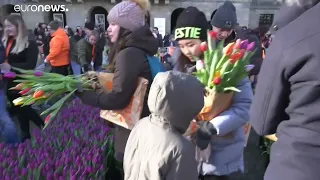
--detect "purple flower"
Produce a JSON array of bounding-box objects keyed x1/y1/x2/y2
[
  {"x1": 99, "y1": 165, "x2": 104, "y2": 171},
  {"x1": 240, "y1": 39, "x2": 249, "y2": 49},
  {"x1": 21, "y1": 168, "x2": 28, "y2": 176},
  {"x1": 246, "y1": 42, "x2": 255, "y2": 51},
  {"x1": 3, "y1": 72, "x2": 16, "y2": 79},
  {"x1": 46, "y1": 172, "x2": 53, "y2": 179},
  {"x1": 0, "y1": 99, "x2": 112, "y2": 179},
  {"x1": 13, "y1": 167, "x2": 20, "y2": 175},
  {"x1": 54, "y1": 172, "x2": 60, "y2": 179},
  {"x1": 85, "y1": 167, "x2": 92, "y2": 173},
  {"x1": 245, "y1": 64, "x2": 255, "y2": 72}
]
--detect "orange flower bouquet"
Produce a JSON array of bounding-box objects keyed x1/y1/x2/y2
[
  {"x1": 5, "y1": 68, "x2": 148, "y2": 129},
  {"x1": 184, "y1": 31, "x2": 256, "y2": 136},
  {"x1": 7, "y1": 68, "x2": 99, "y2": 129},
  {"x1": 8, "y1": 69, "x2": 148, "y2": 130}
]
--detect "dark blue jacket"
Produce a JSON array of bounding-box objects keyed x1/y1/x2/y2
[{"x1": 250, "y1": 3, "x2": 320, "y2": 180}]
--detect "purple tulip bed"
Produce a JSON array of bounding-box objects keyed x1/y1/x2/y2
[{"x1": 0, "y1": 98, "x2": 122, "y2": 179}]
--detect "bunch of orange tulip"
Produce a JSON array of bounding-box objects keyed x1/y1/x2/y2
[
  {"x1": 194, "y1": 30, "x2": 256, "y2": 93},
  {"x1": 9, "y1": 68, "x2": 94, "y2": 129}
]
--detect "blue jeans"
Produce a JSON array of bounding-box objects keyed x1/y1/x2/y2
[
  {"x1": 71, "y1": 60, "x2": 81, "y2": 75},
  {"x1": 0, "y1": 89, "x2": 21, "y2": 144},
  {"x1": 94, "y1": 65, "x2": 102, "y2": 72}
]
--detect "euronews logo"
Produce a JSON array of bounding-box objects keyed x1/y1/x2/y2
[{"x1": 14, "y1": 5, "x2": 69, "y2": 12}]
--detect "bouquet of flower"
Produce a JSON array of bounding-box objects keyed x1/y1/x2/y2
[
  {"x1": 6, "y1": 68, "x2": 99, "y2": 129},
  {"x1": 184, "y1": 31, "x2": 256, "y2": 136},
  {"x1": 6, "y1": 68, "x2": 148, "y2": 130}
]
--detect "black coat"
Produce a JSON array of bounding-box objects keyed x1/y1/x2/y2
[
  {"x1": 74, "y1": 31, "x2": 86, "y2": 42},
  {"x1": 250, "y1": 3, "x2": 320, "y2": 180},
  {"x1": 156, "y1": 33, "x2": 163, "y2": 47},
  {"x1": 6, "y1": 38, "x2": 38, "y2": 70},
  {"x1": 93, "y1": 36, "x2": 106, "y2": 68},
  {"x1": 69, "y1": 36, "x2": 78, "y2": 64},
  {"x1": 5, "y1": 38, "x2": 38, "y2": 90},
  {"x1": 43, "y1": 35, "x2": 51, "y2": 57},
  {"x1": 163, "y1": 34, "x2": 170, "y2": 47},
  {"x1": 0, "y1": 40, "x2": 4, "y2": 64},
  {"x1": 76, "y1": 25, "x2": 158, "y2": 160},
  {"x1": 0, "y1": 40, "x2": 5, "y2": 89}
]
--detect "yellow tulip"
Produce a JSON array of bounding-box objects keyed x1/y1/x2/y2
[
  {"x1": 13, "y1": 97, "x2": 25, "y2": 106},
  {"x1": 214, "y1": 71, "x2": 221, "y2": 78}
]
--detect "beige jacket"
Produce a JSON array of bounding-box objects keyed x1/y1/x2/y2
[{"x1": 124, "y1": 71, "x2": 204, "y2": 180}]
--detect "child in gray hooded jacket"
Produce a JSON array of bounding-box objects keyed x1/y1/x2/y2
[{"x1": 124, "y1": 71, "x2": 204, "y2": 180}]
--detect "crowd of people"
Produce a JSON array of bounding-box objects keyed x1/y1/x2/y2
[
  {"x1": 1, "y1": 0, "x2": 319, "y2": 179},
  {"x1": 32, "y1": 20, "x2": 108, "y2": 75}
]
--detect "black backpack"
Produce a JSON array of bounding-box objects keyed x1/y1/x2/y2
[{"x1": 0, "y1": 40, "x2": 5, "y2": 64}]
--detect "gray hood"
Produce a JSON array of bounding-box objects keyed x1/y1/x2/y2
[{"x1": 148, "y1": 71, "x2": 204, "y2": 133}]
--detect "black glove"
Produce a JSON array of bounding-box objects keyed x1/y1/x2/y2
[
  {"x1": 196, "y1": 121, "x2": 217, "y2": 150},
  {"x1": 81, "y1": 64, "x2": 90, "y2": 73},
  {"x1": 75, "y1": 90, "x2": 100, "y2": 107}
]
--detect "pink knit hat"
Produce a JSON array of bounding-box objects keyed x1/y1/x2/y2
[{"x1": 107, "y1": 0, "x2": 146, "y2": 31}]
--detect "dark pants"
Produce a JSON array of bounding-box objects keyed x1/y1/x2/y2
[
  {"x1": 0, "y1": 88, "x2": 21, "y2": 144},
  {"x1": 199, "y1": 171, "x2": 240, "y2": 180},
  {"x1": 51, "y1": 64, "x2": 70, "y2": 76},
  {"x1": 199, "y1": 175, "x2": 229, "y2": 180},
  {"x1": 6, "y1": 90, "x2": 44, "y2": 140}
]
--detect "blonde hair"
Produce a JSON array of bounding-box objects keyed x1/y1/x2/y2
[
  {"x1": 131, "y1": 0, "x2": 151, "y2": 11},
  {"x1": 2, "y1": 15, "x2": 29, "y2": 54}
]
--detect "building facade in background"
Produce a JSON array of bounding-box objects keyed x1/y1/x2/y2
[{"x1": 0, "y1": 0, "x2": 281, "y2": 36}]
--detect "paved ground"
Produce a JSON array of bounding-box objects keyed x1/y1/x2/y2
[{"x1": 230, "y1": 129, "x2": 268, "y2": 180}]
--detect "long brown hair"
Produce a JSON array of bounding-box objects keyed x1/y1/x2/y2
[
  {"x1": 106, "y1": 27, "x2": 131, "y2": 72},
  {"x1": 2, "y1": 14, "x2": 28, "y2": 54}
]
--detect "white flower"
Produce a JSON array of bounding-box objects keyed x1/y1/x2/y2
[{"x1": 196, "y1": 60, "x2": 204, "y2": 71}]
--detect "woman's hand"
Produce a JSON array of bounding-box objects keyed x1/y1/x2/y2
[
  {"x1": 74, "y1": 89, "x2": 100, "y2": 108},
  {"x1": 0, "y1": 63, "x2": 11, "y2": 73}
]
